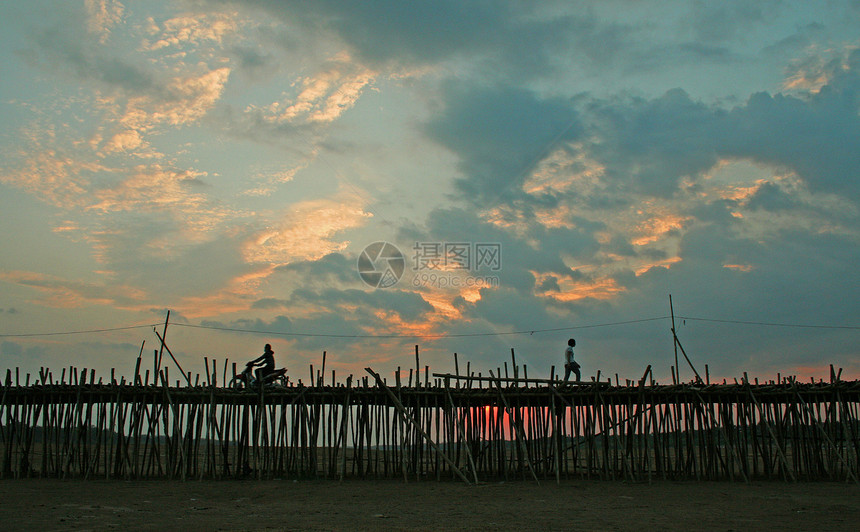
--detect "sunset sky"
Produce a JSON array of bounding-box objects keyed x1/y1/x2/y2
[{"x1": 1, "y1": 0, "x2": 858, "y2": 385}]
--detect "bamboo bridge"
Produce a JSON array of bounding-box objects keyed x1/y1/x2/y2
[{"x1": 2, "y1": 356, "x2": 858, "y2": 484}]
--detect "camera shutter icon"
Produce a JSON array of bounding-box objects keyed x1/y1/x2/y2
[{"x1": 358, "y1": 242, "x2": 405, "y2": 288}]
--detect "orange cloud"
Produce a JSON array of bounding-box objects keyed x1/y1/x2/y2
[
  {"x1": 634, "y1": 256, "x2": 681, "y2": 275},
  {"x1": 631, "y1": 211, "x2": 688, "y2": 246},
  {"x1": 242, "y1": 195, "x2": 372, "y2": 265},
  {"x1": 415, "y1": 290, "x2": 464, "y2": 321},
  {"x1": 370, "y1": 309, "x2": 439, "y2": 339},
  {"x1": 242, "y1": 165, "x2": 307, "y2": 197},
  {"x1": 258, "y1": 53, "x2": 376, "y2": 125},
  {"x1": 533, "y1": 271, "x2": 624, "y2": 301},
  {"x1": 87, "y1": 164, "x2": 208, "y2": 213},
  {"x1": 532, "y1": 205, "x2": 576, "y2": 229},
  {"x1": 717, "y1": 182, "x2": 764, "y2": 202},
  {"x1": 0, "y1": 270, "x2": 148, "y2": 310},
  {"x1": 144, "y1": 12, "x2": 238, "y2": 50},
  {"x1": 2, "y1": 147, "x2": 101, "y2": 209},
  {"x1": 723, "y1": 263, "x2": 754, "y2": 272},
  {"x1": 174, "y1": 266, "x2": 277, "y2": 319},
  {"x1": 170, "y1": 192, "x2": 373, "y2": 318},
  {"x1": 523, "y1": 146, "x2": 605, "y2": 196},
  {"x1": 85, "y1": 0, "x2": 124, "y2": 44},
  {"x1": 103, "y1": 129, "x2": 145, "y2": 153},
  {"x1": 96, "y1": 66, "x2": 231, "y2": 156}
]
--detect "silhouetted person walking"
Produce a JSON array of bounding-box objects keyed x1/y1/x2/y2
[{"x1": 563, "y1": 338, "x2": 580, "y2": 382}]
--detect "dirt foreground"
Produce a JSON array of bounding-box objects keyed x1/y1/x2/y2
[{"x1": 1, "y1": 478, "x2": 857, "y2": 531}]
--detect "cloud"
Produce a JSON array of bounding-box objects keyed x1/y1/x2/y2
[
  {"x1": 25, "y1": 4, "x2": 157, "y2": 94},
  {"x1": 228, "y1": 45, "x2": 277, "y2": 78},
  {"x1": 687, "y1": 0, "x2": 779, "y2": 44},
  {"x1": 98, "y1": 66, "x2": 231, "y2": 150},
  {"x1": 169, "y1": 269, "x2": 276, "y2": 319},
  {"x1": 1, "y1": 144, "x2": 99, "y2": 209},
  {"x1": 291, "y1": 287, "x2": 434, "y2": 322},
  {"x1": 272, "y1": 252, "x2": 360, "y2": 289},
  {"x1": 0, "y1": 270, "x2": 148, "y2": 309},
  {"x1": 20, "y1": 3, "x2": 235, "y2": 154},
  {"x1": 88, "y1": 165, "x2": 211, "y2": 214},
  {"x1": 252, "y1": 52, "x2": 376, "y2": 125},
  {"x1": 404, "y1": 207, "x2": 595, "y2": 293},
  {"x1": 85, "y1": 0, "x2": 125, "y2": 44},
  {"x1": 221, "y1": 1, "x2": 561, "y2": 71},
  {"x1": 203, "y1": 0, "x2": 672, "y2": 84},
  {"x1": 2, "y1": 145, "x2": 242, "y2": 273},
  {"x1": 242, "y1": 194, "x2": 372, "y2": 265},
  {"x1": 425, "y1": 83, "x2": 581, "y2": 205},
  {"x1": 432, "y1": 49, "x2": 860, "y2": 220},
  {"x1": 3, "y1": 30, "x2": 247, "y2": 308},
  {"x1": 251, "y1": 298, "x2": 289, "y2": 310},
  {"x1": 579, "y1": 88, "x2": 726, "y2": 198},
  {"x1": 399, "y1": 55, "x2": 859, "y2": 379},
  {"x1": 724, "y1": 73, "x2": 860, "y2": 197},
  {"x1": 198, "y1": 295, "x2": 434, "y2": 357},
  {"x1": 654, "y1": 224, "x2": 860, "y2": 375},
  {"x1": 113, "y1": 194, "x2": 376, "y2": 320},
  {"x1": 142, "y1": 12, "x2": 238, "y2": 51}
]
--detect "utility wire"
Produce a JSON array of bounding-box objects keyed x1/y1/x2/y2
[
  {"x1": 170, "y1": 316, "x2": 670, "y2": 339},
  {"x1": 0, "y1": 324, "x2": 161, "y2": 338},
  {"x1": 1, "y1": 315, "x2": 857, "y2": 339},
  {"x1": 676, "y1": 316, "x2": 860, "y2": 330}
]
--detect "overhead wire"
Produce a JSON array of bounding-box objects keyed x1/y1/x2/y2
[
  {"x1": 0, "y1": 314, "x2": 856, "y2": 340},
  {"x1": 0, "y1": 324, "x2": 161, "y2": 338},
  {"x1": 676, "y1": 316, "x2": 860, "y2": 330},
  {"x1": 168, "y1": 316, "x2": 670, "y2": 339}
]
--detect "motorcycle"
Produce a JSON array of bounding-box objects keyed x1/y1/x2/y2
[{"x1": 229, "y1": 362, "x2": 288, "y2": 390}]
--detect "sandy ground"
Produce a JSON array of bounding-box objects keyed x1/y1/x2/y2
[{"x1": 0, "y1": 478, "x2": 857, "y2": 531}]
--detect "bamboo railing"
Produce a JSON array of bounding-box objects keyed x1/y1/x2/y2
[{"x1": 1, "y1": 360, "x2": 858, "y2": 483}]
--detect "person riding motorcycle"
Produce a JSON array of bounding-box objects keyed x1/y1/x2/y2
[{"x1": 246, "y1": 343, "x2": 275, "y2": 385}]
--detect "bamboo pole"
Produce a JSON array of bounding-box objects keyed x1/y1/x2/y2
[
  {"x1": 746, "y1": 384, "x2": 796, "y2": 481},
  {"x1": 444, "y1": 378, "x2": 478, "y2": 483},
  {"x1": 489, "y1": 370, "x2": 539, "y2": 484},
  {"x1": 792, "y1": 383, "x2": 858, "y2": 483},
  {"x1": 365, "y1": 368, "x2": 471, "y2": 484}
]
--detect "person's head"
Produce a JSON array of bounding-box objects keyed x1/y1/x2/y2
[
  {"x1": 568, "y1": 338, "x2": 575, "y2": 347},
  {"x1": 264, "y1": 343, "x2": 273, "y2": 353}
]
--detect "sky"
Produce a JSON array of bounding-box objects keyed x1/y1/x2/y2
[{"x1": 1, "y1": 0, "x2": 858, "y2": 386}]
